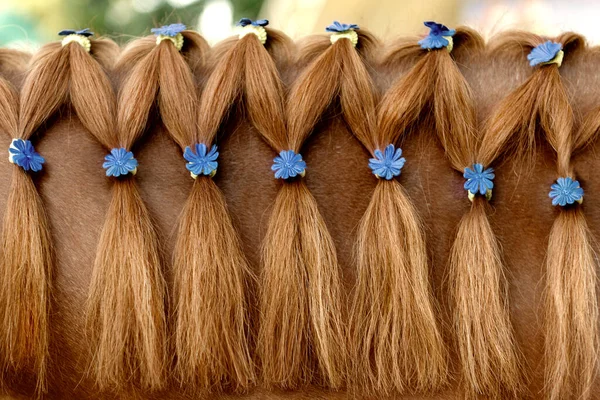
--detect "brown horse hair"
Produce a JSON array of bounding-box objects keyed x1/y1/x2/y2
[
  {"x1": 201, "y1": 24, "x2": 349, "y2": 388},
  {"x1": 484, "y1": 32, "x2": 598, "y2": 400},
  {"x1": 0, "y1": 37, "x2": 119, "y2": 394},
  {"x1": 289, "y1": 28, "x2": 448, "y2": 395},
  {"x1": 23, "y1": 35, "x2": 169, "y2": 392},
  {"x1": 114, "y1": 28, "x2": 258, "y2": 392},
  {"x1": 379, "y1": 27, "x2": 525, "y2": 398},
  {"x1": 0, "y1": 50, "x2": 51, "y2": 396}
]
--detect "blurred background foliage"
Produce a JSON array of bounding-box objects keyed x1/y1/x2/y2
[{"x1": 1, "y1": 0, "x2": 599, "y2": 50}]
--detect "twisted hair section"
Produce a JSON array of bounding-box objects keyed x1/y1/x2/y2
[
  {"x1": 381, "y1": 28, "x2": 523, "y2": 398},
  {"x1": 199, "y1": 28, "x2": 347, "y2": 388},
  {"x1": 482, "y1": 32, "x2": 597, "y2": 400},
  {"x1": 117, "y1": 29, "x2": 258, "y2": 391},
  {"x1": 0, "y1": 49, "x2": 52, "y2": 395},
  {"x1": 60, "y1": 36, "x2": 169, "y2": 391},
  {"x1": 299, "y1": 31, "x2": 449, "y2": 395}
]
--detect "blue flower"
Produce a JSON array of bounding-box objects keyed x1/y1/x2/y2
[
  {"x1": 151, "y1": 23, "x2": 186, "y2": 37},
  {"x1": 272, "y1": 150, "x2": 306, "y2": 180},
  {"x1": 528, "y1": 41, "x2": 562, "y2": 67},
  {"x1": 184, "y1": 143, "x2": 218, "y2": 178},
  {"x1": 549, "y1": 177, "x2": 584, "y2": 206},
  {"x1": 58, "y1": 28, "x2": 93, "y2": 37},
  {"x1": 237, "y1": 18, "x2": 269, "y2": 27},
  {"x1": 368, "y1": 144, "x2": 406, "y2": 180},
  {"x1": 326, "y1": 21, "x2": 359, "y2": 32},
  {"x1": 418, "y1": 21, "x2": 456, "y2": 50},
  {"x1": 8, "y1": 139, "x2": 45, "y2": 172},
  {"x1": 103, "y1": 148, "x2": 138, "y2": 177},
  {"x1": 463, "y1": 163, "x2": 494, "y2": 196}
]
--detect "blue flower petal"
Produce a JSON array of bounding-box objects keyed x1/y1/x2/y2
[
  {"x1": 151, "y1": 23, "x2": 186, "y2": 37},
  {"x1": 325, "y1": 21, "x2": 360, "y2": 32},
  {"x1": 368, "y1": 144, "x2": 406, "y2": 180},
  {"x1": 8, "y1": 139, "x2": 45, "y2": 172},
  {"x1": 463, "y1": 163, "x2": 494, "y2": 197},
  {"x1": 58, "y1": 28, "x2": 94, "y2": 37},
  {"x1": 184, "y1": 143, "x2": 219, "y2": 177},
  {"x1": 272, "y1": 150, "x2": 306, "y2": 180},
  {"x1": 528, "y1": 41, "x2": 562, "y2": 67},
  {"x1": 103, "y1": 147, "x2": 138, "y2": 177},
  {"x1": 419, "y1": 21, "x2": 455, "y2": 50},
  {"x1": 237, "y1": 18, "x2": 269, "y2": 27},
  {"x1": 549, "y1": 176, "x2": 584, "y2": 206}
]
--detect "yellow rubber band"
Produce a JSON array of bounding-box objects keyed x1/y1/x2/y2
[
  {"x1": 468, "y1": 189, "x2": 492, "y2": 202},
  {"x1": 239, "y1": 25, "x2": 267, "y2": 45},
  {"x1": 61, "y1": 34, "x2": 91, "y2": 52},
  {"x1": 156, "y1": 33, "x2": 184, "y2": 51},
  {"x1": 541, "y1": 50, "x2": 564, "y2": 67},
  {"x1": 330, "y1": 30, "x2": 358, "y2": 47}
]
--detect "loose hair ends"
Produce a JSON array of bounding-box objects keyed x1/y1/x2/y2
[
  {"x1": 0, "y1": 169, "x2": 52, "y2": 395},
  {"x1": 172, "y1": 179, "x2": 254, "y2": 391},
  {"x1": 544, "y1": 207, "x2": 598, "y2": 400},
  {"x1": 258, "y1": 181, "x2": 345, "y2": 388},
  {"x1": 351, "y1": 180, "x2": 446, "y2": 395},
  {"x1": 448, "y1": 198, "x2": 521, "y2": 398},
  {"x1": 87, "y1": 179, "x2": 166, "y2": 390}
]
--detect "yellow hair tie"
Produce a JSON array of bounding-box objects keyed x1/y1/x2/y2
[
  {"x1": 61, "y1": 34, "x2": 91, "y2": 52},
  {"x1": 239, "y1": 25, "x2": 267, "y2": 45},
  {"x1": 156, "y1": 34, "x2": 184, "y2": 51},
  {"x1": 444, "y1": 36, "x2": 454, "y2": 53},
  {"x1": 541, "y1": 50, "x2": 564, "y2": 67},
  {"x1": 330, "y1": 30, "x2": 358, "y2": 47}
]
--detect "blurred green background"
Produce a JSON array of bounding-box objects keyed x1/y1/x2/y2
[
  {"x1": 0, "y1": 0, "x2": 264, "y2": 47},
  {"x1": 1, "y1": 0, "x2": 598, "y2": 49}
]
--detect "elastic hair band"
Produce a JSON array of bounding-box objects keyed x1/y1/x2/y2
[
  {"x1": 8, "y1": 138, "x2": 45, "y2": 172},
  {"x1": 237, "y1": 18, "x2": 268, "y2": 45},
  {"x1": 184, "y1": 143, "x2": 218, "y2": 179},
  {"x1": 549, "y1": 177, "x2": 583, "y2": 206},
  {"x1": 103, "y1": 148, "x2": 138, "y2": 177},
  {"x1": 528, "y1": 41, "x2": 564, "y2": 67},
  {"x1": 464, "y1": 163, "x2": 494, "y2": 201},
  {"x1": 326, "y1": 21, "x2": 359, "y2": 47},
  {"x1": 59, "y1": 28, "x2": 93, "y2": 52},
  {"x1": 418, "y1": 21, "x2": 456, "y2": 52},
  {"x1": 271, "y1": 150, "x2": 306, "y2": 180},
  {"x1": 151, "y1": 23, "x2": 186, "y2": 51},
  {"x1": 368, "y1": 144, "x2": 405, "y2": 180}
]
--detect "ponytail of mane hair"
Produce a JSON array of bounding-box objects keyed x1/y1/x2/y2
[
  {"x1": 115, "y1": 29, "x2": 258, "y2": 392},
  {"x1": 484, "y1": 32, "x2": 598, "y2": 400},
  {"x1": 0, "y1": 51, "x2": 52, "y2": 395},
  {"x1": 380, "y1": 28, "x2": 524, "y2": 398},
  {"x1": 39, "y1": 36, "x2": 170, "y2": 392},
  {"x1": 293, "y1": 30, "x2": 449, "y2": 395},
  {"x1": 200, "y1": 26, "x2": 347, "y2": 388},
  {"x1": 0, "y1": 37, "x2": 120, "y2": 394}
]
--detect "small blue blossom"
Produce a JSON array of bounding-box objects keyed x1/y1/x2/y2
[
  {"x1": 151, "y1": 23, "x2": 186, "y2": 37},
  {"x1": 237, "y1": 18, "x2": 269, "y2": 27},
  {"x1": 418, "y1": 21, "x2": 456, "y2": 50},
  {"x1": 528, "y1": 41, "x2": 562, "y2": 67},
  {"x1": 549, "y1": 177, "x2": 584, "y2": 206},
  {"x1": 8, "y1": 139, "x2": 45, "y2": 172},
  {"x1": 463, "y1": 163, "x2": 494, "y2": 196},
  {"x1": 326, "y1": 21, "x2": 359, "y2": 32},
  {"x1": 184, "y1": 143, "x2": 218, "y2": 177},
  {"x1": 58, "y1": 28, "x2": 93, "y2": 37},
  {"x1": 103, "y1": 148, "x2": 138, "y2": 177},
  {"x1": 272, "y1": 150, "x2": 306, "y2": 180},
  {"x1": 368, "y1": 144, "x2": 406, "y2": 180}
]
